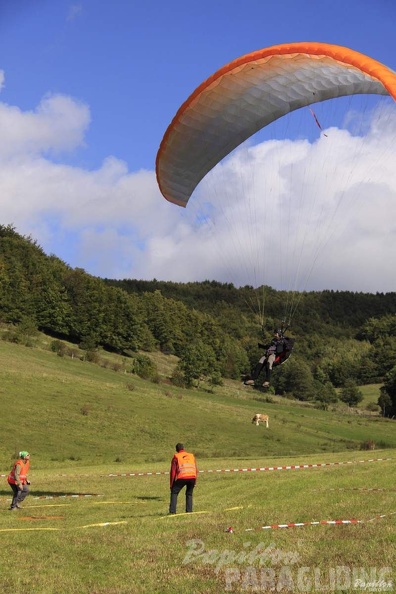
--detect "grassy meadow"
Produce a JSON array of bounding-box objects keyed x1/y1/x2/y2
[{"x1": 0, "y1": 336, "x2": 395, "y2": 593}]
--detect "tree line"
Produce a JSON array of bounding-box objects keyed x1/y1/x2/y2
[{"x1": 1, "y1": 224, "x2": 396, "y2": 415}]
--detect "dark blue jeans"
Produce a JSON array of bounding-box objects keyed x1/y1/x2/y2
[
  {"x1": 169, "y1": 479, "x2": 195, "y2": 514},
  {"x1": 9, "y1": 483, "x2": 29, "y2": 509}
]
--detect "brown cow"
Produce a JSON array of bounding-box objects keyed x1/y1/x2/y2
[{"x1": 251, "y1": 414, "x2": 269, "y2": 428}]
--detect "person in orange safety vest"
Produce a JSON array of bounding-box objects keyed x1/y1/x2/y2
[
  {"x1": 169, "y1": 443, "x2": 197, "y2": 514},
  {"x1": 8, "y1": 451, "x2": 31, "y2": 510}
]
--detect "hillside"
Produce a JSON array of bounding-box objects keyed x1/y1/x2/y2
[
  {"x1": 1, "y1": 336, "x2": 395, "y2": 472},
  {"x1": 1, "y1": 224, "x2": 396, "y2": 412}
]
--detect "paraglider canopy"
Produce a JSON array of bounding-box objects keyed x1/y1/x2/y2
[
  {"x1": 156, "y1": 42, "x2": 396, "y2": 207},
  {"x1": 156, "y1": 42, "x2": 396, "y2": 323}
]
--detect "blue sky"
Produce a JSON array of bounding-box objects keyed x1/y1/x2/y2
[{"x1": 0, "y1": 0, "x2": 395, "y2": 292}]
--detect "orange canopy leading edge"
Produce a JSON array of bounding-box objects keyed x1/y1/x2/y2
[{"x1": 156, "y1": 42, "x2": 396, "y2": 207}]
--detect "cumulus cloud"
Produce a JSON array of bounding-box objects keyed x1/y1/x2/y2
[
  {"x1": 0, "y1": 91, "x2": 395, "y2": 293},
  {"x1": 147, "y1": 103, "x2": 396, "y2": 293},
  {"x1": 0, "y1": 94, "x2": 90, "y2": 157}
]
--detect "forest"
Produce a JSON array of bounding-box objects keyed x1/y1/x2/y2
[{"x1": 1, "y1": 223, "x2": 396, "y2": 415}]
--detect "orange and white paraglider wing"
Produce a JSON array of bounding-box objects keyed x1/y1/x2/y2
[{"x1": 156, "y1": 42, "x2": 396, "y2": 208}]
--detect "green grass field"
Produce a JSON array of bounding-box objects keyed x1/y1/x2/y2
[{"x1": 1, "y1": 338, "x2": 395, "y2": 593}]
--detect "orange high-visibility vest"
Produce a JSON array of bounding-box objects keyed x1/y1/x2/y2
[
  {"x1": 175, "y1": 451, "x2": 197, "y2": 480},
  {"x1": 8, "y1": 459, "x2": 29, "y2": 485}
]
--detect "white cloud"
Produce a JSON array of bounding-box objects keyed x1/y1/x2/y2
[
  {"x1": 0, "y1": 92, "x2": 395, "y2": 294},
  {"x1": 0, "y1": 94, "x2": 90, "y2": 157},
  {"x1": 144, "y1": 105, "x2": 396, "y2": 293}
]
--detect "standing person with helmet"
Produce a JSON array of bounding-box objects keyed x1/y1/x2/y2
[
  {"x1": 8, "y1": 451, "x2": 31, "y2": 510},
  {"x1": 169, "y1": 443, "x2": 197, "y2": 515},
  {"x1": 244, "y1": 329, "x2": 293, "y2": 388}
]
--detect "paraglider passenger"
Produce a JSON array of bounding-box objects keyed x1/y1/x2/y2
[{"x1": 244, "y1": 330, "x2": 292, "y2": 388}]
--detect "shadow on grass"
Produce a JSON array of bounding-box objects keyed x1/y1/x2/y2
[
  {"x1": 0, "y1": 490, "x2": 102, "y2": 498},
  {"x1": 135, "y1": 496, "x2": 163, "y2": 501}
]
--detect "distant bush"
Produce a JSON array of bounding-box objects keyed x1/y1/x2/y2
[
  {"x1": 208, "y1": 372, "x2": 223, "y2": 387},
  {"x1": 68, "y1": 347, "x2": 79, "y2": 359},
  {"x1": 340, "y1": 381, "x2": 363, "y2": 407},
  {"x1": 3, "y1": 329, "x2": 22, "y2": 344},
  {"x1": 3, "y1": 322, "x2": 37, "y2": 347},
  {"x1": 51, "y1": 340, "x2": 68, "y2": 356},
  {"x1": 84, "y1": 350, "x2": 101, "y2": 364},
  {"x1": 132, "y1": 354, "x2": 158, "y2": 380},
  {"x1": 111, "y1": 362, "x2": 123, "y2": 372},
  {"x1": 360, "y1": 439, "x2": 375, "y2": 450},
  {"x1": 366, "y1": 402, "x2": 380, "y2": 413},
  {"x1": 100, "y1": 358, "x2": 111, "y2": 369},
  {"x1": 170, "y1": 368, "x2": 187, "y2": 388}
]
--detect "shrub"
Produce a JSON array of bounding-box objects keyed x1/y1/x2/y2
[
  {"x1": 84, "y1": 350, "x2": 101, "y2": 364},
  {"x1": 132, "y1": 354, "x2": 158, "y2": 380},
  {"x1": 366, "y1": 402, "x2": 380, "y2": 413},
  {"x1": 51, "y1": 340, "x2": 67, "y2": 357},
  {"x1": 360, "y1": 439, "x2": 375, "y2": 451},
  {"x1": 209, "y1": 372, "x2": 223, "y2": 387},
  {"x1": 3, "y1": 329, "x2": 23, "y2": 344},
  {"x1": 170, "y1": 368, "x2": 187, "y2": 388},
  {"x1": 68, "y1": 348, "x2": 79, "y2": 359},
  {"x1": 339, "y1": 381, "x2": 363, "y2": 407},
  {"x1": 111, "y1": 362, "x2": 123, "y2": 372}
]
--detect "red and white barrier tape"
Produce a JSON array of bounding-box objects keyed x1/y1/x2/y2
[
  {"x1": 108, "y1": 471, "x2": 168, "y2": 477},
  {"x1": 327, "y1": 487, "x2": 396, "y2": 493},
  {"x1": 245, "y1": 519, "x2": 361, "y2": 531},
  {"x1": 245, "y1": 511, "x2": 396, "y2": 532},
  {"x1": 1, "y1": 457, "x2": 391, "y2": 480},
  {"x1": 105, "y1": 457, "x2": 392, "y2": 478}
]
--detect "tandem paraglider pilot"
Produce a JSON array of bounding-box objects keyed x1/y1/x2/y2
[
  {"x1": 244, "y1": 329, "x2": 294, "y2": 388},
  {"x1": 8, "y1": 451, "x2": 31, "y2": 510},
  {"x1": 169, "y1": 443, "x2": 197, "y2": 514}
]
